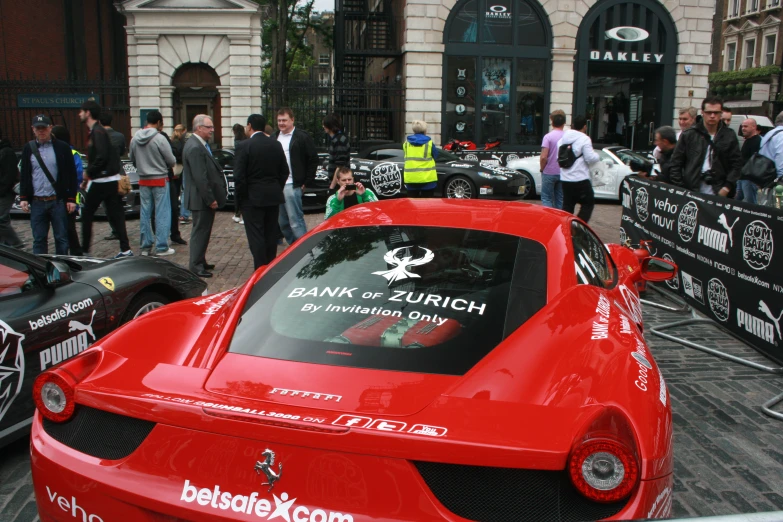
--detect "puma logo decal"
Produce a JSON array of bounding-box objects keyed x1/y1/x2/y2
[{"x1": 68, "y1": 310, "x2": 96, "y2": 341}]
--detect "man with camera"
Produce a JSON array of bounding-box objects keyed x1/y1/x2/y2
[
  {"x1": 324, "y1": 167, "x2": 378, "y2": 219},
  {"x1": 669, "y1": 96, "x2": 741, "y2": 197}
]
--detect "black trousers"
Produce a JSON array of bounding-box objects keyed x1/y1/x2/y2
[
  {"x1": 81, "y1": 180, "x2": 131, "y2": 253},
  {"x1": 189, "y1": 208, "x2": 215, "y2": 272},
  {"x1": 407, "y1": 189, "x2": 435, "y2": 198},
  {"x1": 67, "y1": 210, "x2": 83, "y2": 255},
  {"x1": 562, "y1": 179, "x2": 595, "y2": 223},
  {"x1": 242, "y1": 204, "x2": 280, "y2": 269},
  {"x1": 169, "y1": 177, "x2": 183, "y2": 240}
]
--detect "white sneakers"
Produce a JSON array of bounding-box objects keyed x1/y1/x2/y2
[
  {"x1": 156, "y1": 248, "x2": 176, "y2": 256},
  {"x1": 232, "y1": 215, "x2": 241, "y2": 223}
]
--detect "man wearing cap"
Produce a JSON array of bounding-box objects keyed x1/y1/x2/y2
[
  {"x1": 78, "y1": 101, "x2": 133, "y2": 258},
  {"x1": 19, "y1": 115, "x2": 78, "y2": 255}
]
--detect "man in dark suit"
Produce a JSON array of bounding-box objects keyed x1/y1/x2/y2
[
  {"x1": 234, "y1": 114, "x2": 289, "y2": 269},
  {"x1": 273, "y1": 108, "x2": 318, "y2": 245},
  {"x1": 182, "y1": 115, "x2": 227, "y2": 278}
]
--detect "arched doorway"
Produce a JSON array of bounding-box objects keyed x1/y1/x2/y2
[
  {"x1": 172, "y1": 63, "x2": 222, "y2": 144},
  {"x1": 574, "y1": 0, "x2": 678, "y2": 149},
  {"x1": 442, "y1": 0, "x2": 552, "y2": 150}
]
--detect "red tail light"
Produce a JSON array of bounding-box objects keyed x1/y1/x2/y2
[
  {"x1": 32, "y1": 349, "x2": 102, "y2": 423},
  {"x1": 568, "y1": 408, "x2": 640, "y2": 503},
  {"x1": 568, "y1": 439, "x2": 639, "y2": 502}
]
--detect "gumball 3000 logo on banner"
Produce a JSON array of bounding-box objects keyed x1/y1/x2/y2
[
  {"x1": 619, "y1": 177, "x2": 783, "y2": 364},
  {"x1": 370, "y1": 163, "x2": 403, "y2": 197}
]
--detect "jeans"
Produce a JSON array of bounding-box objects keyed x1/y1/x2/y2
[
  {"x1": 278, "y1": 184, "x2": 307, "y2": 244},
  {"x1": 180, "y1": 174, "x2": 191, "y2": 219},
  {"x1": 562, "y1": 179, "x2": 595, "y2": 223},
  {"x1": 541, "y1": 174, "x2": 563, "y2": 209},
  {"x1": 30, "y1": 199, "x2": 69, "y2": 255},
  {"x1": 736, "y1": 180, "x2": 758, "y2": 204},
  {"x1": 0, "y1": 194, "x2": 22, "y2": 247},
  {"x1": 140, "y1": 183, "x2": 171, "y2": 252}
]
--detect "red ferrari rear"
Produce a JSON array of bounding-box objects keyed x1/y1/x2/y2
[{"x1": 31, "y1": 201, "x2": 673, "y2": 521}]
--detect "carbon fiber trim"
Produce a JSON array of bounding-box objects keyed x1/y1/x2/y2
[
  {"x1": 414, "y1": 461, "x2": 628, "y2": 522},
  {"x1": 42, "y1": 406, "x2": 155, "y2": 460}
]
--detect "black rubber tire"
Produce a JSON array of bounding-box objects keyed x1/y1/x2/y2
[
  {"x1": 518, "y1": 171, "x2": 536, "y2": 199},
  {"x1": 122, "y1": 291, "x2": 170, "y2": 324},
  {"x1": 444, "y1": 175, "x2": 477, "y2": 199}
]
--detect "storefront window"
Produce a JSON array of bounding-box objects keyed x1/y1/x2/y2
[
  {"x1": 483, "y1": 0, "x2": 513, "y2": 45},
  {"x1": 515, "y1": 59, "x2": 545, "y2": 145},
  {"x1": 444, "y1": 0, "x2": 551, "y2": 148},
  {"x1": 449, "y1": 0, "x2": 478, "y2": 43},
  {"x1": 481, "y1": 58, "x2": 511, "y2": 142},
  {"x1": 445, "y1": 57, "x2": 477, "y2": 142}
]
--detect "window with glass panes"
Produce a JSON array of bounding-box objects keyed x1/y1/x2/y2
[
  {"x1": 745, "y1": 39, "x2": 756, "y2": 69},
  {"x1": 727, "y1": 42, "x2": 737, "y2": 70},
  {"x1": 765, "y1": 34, "x2": 776, "y2": 66},
  {"x1": 443, "y1": 0, "x2": 551, "y2": 149}
]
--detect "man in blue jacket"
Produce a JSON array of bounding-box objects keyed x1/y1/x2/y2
[{"x1": 19, "y1": 115, "x2": 78, "y2": 254}]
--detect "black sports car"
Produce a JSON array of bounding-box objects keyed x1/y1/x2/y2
[
  {"x1": 351, "y1": 143, "x2": 529, "y2": 200},
  {"x1": 0, "y1": 246, "x2": 207, "y2": 447},
  {"x1": 11, "y1": 154, "x2": 141, "y2": 217}
]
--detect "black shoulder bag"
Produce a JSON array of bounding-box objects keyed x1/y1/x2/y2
[
  {"x1": 29, "y1": 141, "x2": 59, "y2": 195},
  {"x1": 741, "y1": 128, "x2": 783, "y2": 189}
]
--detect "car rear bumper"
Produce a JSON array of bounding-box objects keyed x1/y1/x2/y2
[{"x1": 32, "y1": 410, "x2": 672, "y2": 521}]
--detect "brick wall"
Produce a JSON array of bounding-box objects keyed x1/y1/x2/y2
[{"x1": 0, "y1": 0, "x2": 68, "y2": 80}]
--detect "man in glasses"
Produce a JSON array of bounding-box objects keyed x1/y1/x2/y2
[
  {"x1": 181, "y1": 114, "x2": 227, "y2": 278},
  {"x1": 669, "y1": 96, "x2": 741, "y2": 197}
]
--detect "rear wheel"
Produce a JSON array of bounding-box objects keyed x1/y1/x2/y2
[
  {"x1": 122, "y1": 291, "x2": 170, "y2": 324},
  {"x1": 517, "y1": 171, "x2": 535, "y2": 199},
  {"x1": 445, "y1": 176, "x2": 476, "y2": 199}
]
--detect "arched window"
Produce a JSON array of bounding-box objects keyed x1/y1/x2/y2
[{"x1": 443, "y1": 0, "x2": 552, "y2": 149}]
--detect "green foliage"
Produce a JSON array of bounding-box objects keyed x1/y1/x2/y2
[
  {"x1": 716, "y1": 85, "x2": 726, "y2": 94},
  {"x1": 708, "y1": 65, "x2": 781, "y2": 85},
  {"x1": 726, "y1": 84, "x2": 736, "y2": 94}
]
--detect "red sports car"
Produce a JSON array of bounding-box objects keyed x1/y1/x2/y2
[{"x1": 30, "y1": 199, "x2": 676, "y2": 522}]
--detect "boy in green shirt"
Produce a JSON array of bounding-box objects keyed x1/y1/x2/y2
[{"x1": 324, "y1": 166, "x2": 378, "y2": 219}]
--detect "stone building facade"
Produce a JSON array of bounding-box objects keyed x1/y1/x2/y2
[
  {"x1": 117, "y1": 0, "x2": 264, "y2": 147},
  {"x1": 399, "y1": 0, "x2": 715, "y2": 151}
]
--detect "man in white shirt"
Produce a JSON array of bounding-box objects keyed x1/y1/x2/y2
[
  {"x1": 272, "y1": 108, "x2": 318, "y2": 245},
  {"x1": 557, "y1": 115, "x2": 600, "y2": 223}
]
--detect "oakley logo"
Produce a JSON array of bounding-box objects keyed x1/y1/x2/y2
[
  {"x1": 373, "y1": 247, "x2": 435, "y2": 285},
  {"x1": 605, "y1": 26, "x2": 650, "y2": 42}
]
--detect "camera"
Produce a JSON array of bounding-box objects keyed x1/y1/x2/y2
[{"x1": 344, "y1": 184, "x2": 357, "y2": 191}]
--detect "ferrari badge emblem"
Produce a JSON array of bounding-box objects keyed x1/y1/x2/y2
[
  {"x1": 255, "y1": 449, "x2": 283, "y2": 492},
  {"x1": 373, "y1": 247, "x2": 434, "y2": 285},
  {"x1": 98, "y1": 277, "x2": 115, "y2": 292}
]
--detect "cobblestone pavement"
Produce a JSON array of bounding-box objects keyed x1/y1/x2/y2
[{"x1": 2, "y1": 202, "x2": 782, "y2": 521}]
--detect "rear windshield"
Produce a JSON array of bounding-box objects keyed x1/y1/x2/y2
[{"x1": 229, "y1": 226, "x2": 547, "y2": 375}]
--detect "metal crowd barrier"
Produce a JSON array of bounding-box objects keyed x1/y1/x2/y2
[{"x1": 645, "y1": 283, "x2": 783, "y2": 421}]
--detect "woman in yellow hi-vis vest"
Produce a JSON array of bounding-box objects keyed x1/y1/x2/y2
[{"x1": 403, "y1": 120, "x2": 439, "y2": 198}]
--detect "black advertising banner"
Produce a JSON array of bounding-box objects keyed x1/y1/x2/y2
[{"x1": 620, "y1": 177, "x2": 783, "y2": 364}]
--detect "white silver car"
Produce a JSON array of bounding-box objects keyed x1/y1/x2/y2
[{"x1": 506, "y1": 145, "x2": 650, "y2": 201}]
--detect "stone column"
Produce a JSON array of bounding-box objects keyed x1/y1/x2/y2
[
  {"x1": 159, "y1": 86, "x2": 175, "y2": 135},
  {"x1": 402, "y1": 2, "x2": 446, "y2": 144},
  {"x1": 550, "y1": 49, "x2": 578, "y2": 125},
  {"x1": 133, "y1": 34, "x2": 162, "y2": 135},
  {"x1": 216, "y1": 85, "x2": 232, "y2": 148}
]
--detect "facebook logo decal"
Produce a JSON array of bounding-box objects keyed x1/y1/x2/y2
[{"x1": 332, "y1": 415, "x2": 372, "y2": 428}]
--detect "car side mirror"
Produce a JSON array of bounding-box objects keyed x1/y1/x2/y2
[
  {"x1": 640, "y1": 257, "x2": 677, "y2": 282},
  {"x1": 46, "y1": 260, "x2": 72, "y2": 287}
]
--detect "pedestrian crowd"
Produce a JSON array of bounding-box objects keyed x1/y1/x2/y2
[{"x1": 536, "y1": 96, "x2": 780, "y2": 222}]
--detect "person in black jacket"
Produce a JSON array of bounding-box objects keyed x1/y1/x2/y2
[
  {"x1": 0, "y1": 131, "x2": 23, "y2": 248},
  {"x1": 323, "y1": 113, "x2": 351, "y2": 192},
  {"x1": 78, "y1": 101, "x2": 133, "y2": 257},
  {"x1": 19, "y1": 115, "x2": 78, "y2": 254},
  {"x1": 669, "y1": 96, "x2": 742, "y2": 197},
  {"x1": 736, "y1": 118, "x2": 761, "y2": 204},
  {"x1": 273, "y1": 108, "x2": 318, "y2": 245},
  {"x1": 99, "y1": 113, "x2": 127, "y2": 241},
  {"x1": 650, "y1": 126, "x2": 677, "y2": 184},
  {"x1": 234, "y1": 114, "x2": 289, "y2": 269}
]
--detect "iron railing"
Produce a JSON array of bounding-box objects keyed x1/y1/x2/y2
[
  {"x1": 263, "y1": 80, "x2": 405, "y2": 150},
  {"x1": 0, "y1": 77, "x2": 130, "y2": 152}
]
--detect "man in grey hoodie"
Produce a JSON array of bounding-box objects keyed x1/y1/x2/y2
[
  {"x1": 556, "y1": 115, "x2": 600, "y2": 223},
  {"x1": 129, "y1": 110, "x2": 177, "y2": 256}
]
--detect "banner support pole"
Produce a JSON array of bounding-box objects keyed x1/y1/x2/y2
[{"x1": 640, "y1": 283, "x2": 692, "y2": 313}]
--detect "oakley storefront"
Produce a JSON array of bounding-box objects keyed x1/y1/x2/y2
[{"x1": 402, "y1": 0, "x2": 713, "y2": 157}]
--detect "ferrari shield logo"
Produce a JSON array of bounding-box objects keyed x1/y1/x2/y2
[
  {"x1": 98, "y1": 277, "x2": 115, "y2": 292},
  {"x1": 0, "y1": 320, "x2": 25, "y2": 423}
]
